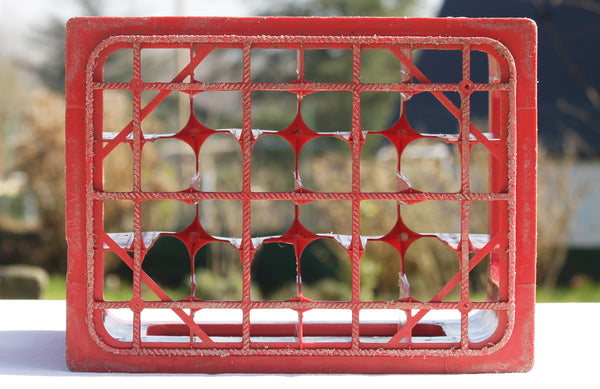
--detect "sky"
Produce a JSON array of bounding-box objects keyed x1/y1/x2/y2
[
  {"x1": 0, "y1": 0, "x2": 258, "y2": 57},
  {"x1": 0, "y1": 0, "x2": 444, "y2": 57}
]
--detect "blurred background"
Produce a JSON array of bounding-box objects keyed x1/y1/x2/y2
[{"x1": 0, "y1": 0, "x2": 598, "y2": 302}]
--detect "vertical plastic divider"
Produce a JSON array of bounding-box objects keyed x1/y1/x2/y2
[
  {"x1": 385, "y1": 45, "x2": 423, "y2": 346},
  {"x1": 459, "y1": 43, "x2": 472, "y2": 351},
  {"x1": 296, "y1": 44, "x2": 305, "y2": 348},
  {"x1": 488, "y1": 54, "x2": 510, "y2": 302},
  {"x1": 486, "y1": 43, "x2": 518, "y2": 342},
  {"x1": 399, "y1": 45, "x2": 413, "y2": 343},
  {"x1": 296, "y1": 45, "x2": 304, "y2": 302},
  {"x1": 188, "y1": 44, "x2": 198, "y2": 336},
  {"x1": 131, "y1": 43, "x2": 143, "y2": 349},
  {"x1": 92, "y1": 52, "x2": 104, "y2": 305},
  {"x1": 241, "y1": 42, "x2": 253, "y2": 350},
  {"x1": 351, "y1": 43, "x2": 362, "y2": 350},
  {"x1": 298, "y1": 308, "x2": 304, "y2": 347},
  {"x1": 90, "y1": 42, "x2": 106, "y2": 338}
]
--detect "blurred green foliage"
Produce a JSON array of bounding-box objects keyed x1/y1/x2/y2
[{"x1": 0, "y1": 0, "x2": 592, "y2": 303}]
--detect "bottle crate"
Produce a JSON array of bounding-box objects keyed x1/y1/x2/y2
[{"x1": 65, "y1": 16, "x2": 537, "y2": 373}]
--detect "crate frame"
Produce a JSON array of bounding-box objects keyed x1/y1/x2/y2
[{"x1": 65, "y1": 17, "x2": 537, "y2": 373}]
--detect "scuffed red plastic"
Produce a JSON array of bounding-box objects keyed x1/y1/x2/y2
[{"x1": 65, "y1": 17, "x2": 537, "y2": 373}]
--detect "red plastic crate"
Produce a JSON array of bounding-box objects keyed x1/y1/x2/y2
[{"x1": 65, "y1": 17, "x2": 537, "y2": 373}]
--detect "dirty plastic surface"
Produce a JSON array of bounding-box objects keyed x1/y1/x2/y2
[{"x1": 65, "y1": 16, "x2": 537, "y2": 373}]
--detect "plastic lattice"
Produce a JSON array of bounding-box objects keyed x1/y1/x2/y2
[{"x1": 65, "y1": 17, "x2": 537, "y2": 373}]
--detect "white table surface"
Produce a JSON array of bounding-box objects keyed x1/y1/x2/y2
[{"x1": 1, "y1": 300, "x2": 598, "y2": 387}]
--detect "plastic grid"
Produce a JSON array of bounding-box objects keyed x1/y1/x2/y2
[{"x1": 65, "y1": 17, "x2": 537, "y2": 373}]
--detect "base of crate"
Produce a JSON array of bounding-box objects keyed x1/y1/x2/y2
[{"x1": 65, "y1": 284, "x2": 535, "y2": 374}]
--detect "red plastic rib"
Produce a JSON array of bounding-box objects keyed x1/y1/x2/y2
[{"x1": 65, "y1": 17, "x2": 537, "y2": 373}]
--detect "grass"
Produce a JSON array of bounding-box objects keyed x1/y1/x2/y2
[
  {"x1": 43, "y1": 274, "x2": 186, "y2": 301},
  {"x1": 536, "y1": 283, "x2": 600, "y2": 302},
  {"x1": 43, "y1": 273, "x2": 600, "y2": 303},
  {"x1": 44, "y1": 274, "x2": 68, "y2": 300}
]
